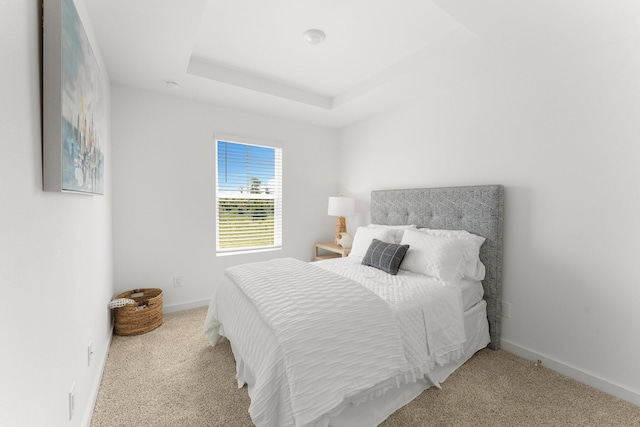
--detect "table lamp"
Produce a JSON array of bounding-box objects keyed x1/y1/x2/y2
[{"x1": 327, "y1": 196, "x2": 355, "y2": 246}]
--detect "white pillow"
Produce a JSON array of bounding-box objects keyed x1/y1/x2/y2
[
  {"x1": 399, "y1": 229, "x2": 468, "y2": 283},
  {"x1": 367, "y1": 224, "x2": 417, "y2": 244},
  {"x1": 417, "y1": 228, "x2": 486, "y2": 280},
  {"x1": 349, "y1": 227, "x2": 396, "y2": 258}
]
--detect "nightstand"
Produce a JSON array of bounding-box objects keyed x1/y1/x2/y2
[{"x1": 314, "y1": 242, "x2": 351, "y2": 261}]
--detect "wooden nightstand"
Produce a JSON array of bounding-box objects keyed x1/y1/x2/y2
[{"x1": 314, "y1": 242, "x2": 351, "y2": 261}]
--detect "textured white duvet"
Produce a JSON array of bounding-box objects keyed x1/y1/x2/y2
[{"x1": 204, "y1": 257, "x2": 466, "y2": 427}]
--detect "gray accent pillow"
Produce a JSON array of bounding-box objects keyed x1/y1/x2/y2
[{"x1": 362, "y1": 239, "x2": 410, "y2": 275}]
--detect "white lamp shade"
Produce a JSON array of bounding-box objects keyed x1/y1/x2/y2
[{"x1": 328, "y1": 197, "x2": 355, "y2": 217}]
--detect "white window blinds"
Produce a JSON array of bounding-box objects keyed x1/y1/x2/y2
[{"x1": 215, "y1": 139, "x2": 282, "y2": 254}]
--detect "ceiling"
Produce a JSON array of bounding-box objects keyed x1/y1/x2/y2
[
  {"x1": 83, "y1": 0, "x2": 479, "y2": 128},
  {"x1": 84, "y1": 0, "x2": 626, "y2": 128}
]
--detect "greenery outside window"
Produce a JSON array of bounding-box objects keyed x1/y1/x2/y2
[{"x1": 215, "y1": 137, "x2": 282, "y2": 255}]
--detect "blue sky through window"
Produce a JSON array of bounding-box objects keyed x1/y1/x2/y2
[{"x1": 217, "y1": 140, "x2": 275, "y2": 195}]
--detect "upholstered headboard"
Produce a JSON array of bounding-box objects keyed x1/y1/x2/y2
[{"x1": 371, "y1": 185, "x2": 504, "y2": 350}]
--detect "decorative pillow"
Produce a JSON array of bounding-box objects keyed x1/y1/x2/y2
[
  {"x1": 399, "y1": 229, "x2": 468, "y2": 283},
  {"x1": 417, "y1": 228, "x2": 486, "y2": 280},
  {"x1": 349, "y1": 227, "x2": 396, "y2": 258},
  {"x1": 362, "y1": 239, "x2": 410, "y2": 275},
  {"x1": 368, "y1": 224, "x2": 417, "y2": 243}
]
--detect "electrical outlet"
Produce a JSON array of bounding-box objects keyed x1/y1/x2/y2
[
  {"x1": 87, "y1": 341, "x2": 93, "y2": 367},
  {"x1": 501, "y1": 301, "x2": 511, "y2": 319},
  {"x1": 69, "y1": 382, "x2": 75, "y2": 420},
  {"x1": 173, "y1": 275, "x2": 183, "y2": 288}
]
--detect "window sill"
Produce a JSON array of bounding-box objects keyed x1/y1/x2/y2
[{"x1": 216, "y1": 246, "x2": 282, "y2": 257}]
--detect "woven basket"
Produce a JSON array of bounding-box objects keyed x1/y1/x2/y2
[{"x1": 112, "y1": 288, "x2": 163, "y2": 336}]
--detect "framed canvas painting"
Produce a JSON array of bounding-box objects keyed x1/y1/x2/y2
[{"x1": 43, "y1": 0, "x2": 105, "y2": 195}]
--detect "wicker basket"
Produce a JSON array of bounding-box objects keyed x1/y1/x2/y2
[{"x1": 112, "y1": 288, "x2": 163, "y2": 336}]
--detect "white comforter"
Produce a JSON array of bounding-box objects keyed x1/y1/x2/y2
[{"x1": 204, "y1": 257, "x2": 466, "y2": 427}]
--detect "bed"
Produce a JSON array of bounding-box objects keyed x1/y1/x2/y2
[{"x1": 204, "y1": 185, "x2": 504, "y2": 427}]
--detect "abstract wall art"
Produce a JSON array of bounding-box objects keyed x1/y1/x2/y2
[{"x1": 43, "y1": 0, "x2": 105, "y2": 195}]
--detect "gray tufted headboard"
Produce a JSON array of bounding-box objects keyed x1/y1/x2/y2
[{"x1": 371, "y1": 185, "x2": 504, "y2": 350}]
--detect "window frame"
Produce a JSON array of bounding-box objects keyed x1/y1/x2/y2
[{"x1": 214, "y1": 134, "x2": 282, "y2": 256}]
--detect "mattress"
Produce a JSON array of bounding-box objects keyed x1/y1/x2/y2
[
  {"x1": 458, "y1": 277, "x2": 485, "y2": 311},
  {"x1": 316, "y1": 257, "x2": 485, "y2": 311},
  {"x1": 205, "y1": 258, "x2": 489, "y2": 426}
]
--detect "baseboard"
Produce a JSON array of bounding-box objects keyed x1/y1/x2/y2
[
  {"x1": 501, "y1": 339, "x2": 640, "y2": 407},
  {"x1": 163, "y1": 299, "x2": 210, "y2": 314},
  {"x1": 81, "y1": 327, "x2": 113, "y2": 427}
]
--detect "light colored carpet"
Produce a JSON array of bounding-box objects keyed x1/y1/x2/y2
[{"x1": 91, "y1": 307, "x2": 640, "y2": 427}]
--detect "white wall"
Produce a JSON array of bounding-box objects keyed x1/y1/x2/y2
[
  {"x1": 110, "y1": 85, "x2": 339, "y2": 311},
  {"x1": 338, "y1": 2, "x2": 640, "y2": 405},
  {"x1": 0, "y1": 1, "x2": 113, "y2": 426}
]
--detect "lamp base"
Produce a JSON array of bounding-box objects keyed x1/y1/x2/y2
[{"x1": 334, "y1": 216, "x2": 347, "y2": 246}]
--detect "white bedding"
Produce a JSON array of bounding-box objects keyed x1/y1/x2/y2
[
  {"x1": 459, "y1": 277, "x2": 485, "y2": 311},
  {"x1": 322, "y1": 256, "x2": 484, "y2": 312},
  {"x1": 331, "y1": 299, "x2": 490, "y2": 427},
  {"x1": 205, "y1": 257, "x2": 473, "y2": 427}
]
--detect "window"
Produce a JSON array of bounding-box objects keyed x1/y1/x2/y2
[{"x1": 215, "y1": 137, "x2": 282, "y2": 255}]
